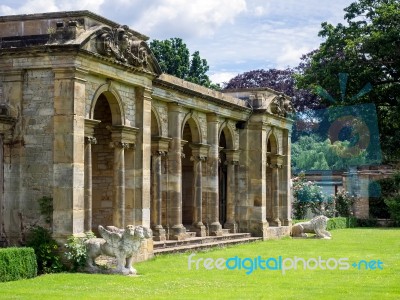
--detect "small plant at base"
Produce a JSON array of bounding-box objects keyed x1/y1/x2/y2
[
  {"x1": 65, "y1": 231, "x2": 96, "y2": 271},
  {"x1": 25, "y1": 226, "x2": 64, "y2": 274}
]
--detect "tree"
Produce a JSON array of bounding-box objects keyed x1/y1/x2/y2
[
  {"x1": 224, "y1": 68, "x2": 321, "y2": 113},
  {"x1": 291, "y1": 134, "x2": 368, "y2": 172},
  {"x1": 149, "y1": 38, "x2": 219, "y2": 89},
  {"x1": 296, "y1": 0, "x2": 400, "y2": 162}
]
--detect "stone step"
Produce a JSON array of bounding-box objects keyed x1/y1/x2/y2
[
  {"x1": 153, "y1": 233, "x2": 252, "y2": 250},
  {"x1": 153, "y1": 236, "x2": 262, "y2": 255}
]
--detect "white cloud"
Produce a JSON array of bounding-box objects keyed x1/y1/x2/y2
[
  {"x1": 0, "y1": 0, "x2": 104, "y2": 15},
  {"x1": 209, "y1": 72, "x2": 239, "y2": 85},
  {"x1": 132, "y1": 0, "x2": 247, "y2": 38}
]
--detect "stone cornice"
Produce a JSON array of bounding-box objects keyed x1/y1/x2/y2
[{"x1": 153, "y1": 74, "x2": 251, "y2": 112}]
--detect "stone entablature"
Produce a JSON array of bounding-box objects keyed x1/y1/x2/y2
[{"x1": 0, "y1": 11, "x2": 294, "y2": 257}]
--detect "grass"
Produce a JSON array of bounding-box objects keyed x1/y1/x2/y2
[{"x1": 0, "y1": 228, "x2": 399, "y2": 299}]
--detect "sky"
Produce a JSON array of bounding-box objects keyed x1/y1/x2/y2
[{"x1": 0, "y1": 0, "x2": 354, "y2": 84}]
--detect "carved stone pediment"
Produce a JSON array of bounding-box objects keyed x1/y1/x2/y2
[
  {"x1": 270, "y1": 94, "x2": 294, "y2": 118},
  {"x1": 95, "y1": 26, "x2": 161, "y2": 74}
]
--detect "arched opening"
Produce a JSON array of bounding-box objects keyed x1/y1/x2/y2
[
  {"x1": 91, "y1": 94, "x2": 114, "y2": 231},
  {"x1": 219, "y1": 131, "x2": 227, "y2": 225},
  {"x1": 182, "y1": 123, "x2": 194, "y2": 225}
]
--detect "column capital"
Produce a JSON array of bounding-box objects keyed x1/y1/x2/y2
[
  {"x1": 190, "y1": 155, "x2": 207, "y2": 162},
  {"x1": 151, "y1": 136, "x2": 172, "y2": 153},
  {"x1": 84, "y1": 136, "x2": 97, "y2": 145},
  {"x1": 109, "y1": 141, "x2": 134, "y2": 149},
  {"x1": 269, "y1": 154, "x2": 284, "y2": 168},
  {"x1": 152, "y1": 150, "x2": 168, "y2": 157}
]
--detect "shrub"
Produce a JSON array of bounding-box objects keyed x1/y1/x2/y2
[
  {"x1": 292, "y1": 173, "x2": 335, "y2": 219},
  {"x1": 335, "y1": 190, "x2": 356, "y2": 217},
  {"x1": 326, "y1": 217, "x2": 357, "y2": 230},
  {"x1": 384, "y1": 195, "x2": 400, "y2": 223},
  {"x1": 24, "y1": 226, "x2": 64, "y2": 274},
  {"x1": 0, "y1": 247, "x2": 37, "y2": 282},
  {"x1": 65, "y1": 231, "x2": 95, "y2": 271}
]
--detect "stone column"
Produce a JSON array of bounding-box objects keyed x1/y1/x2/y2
[
  {"x1": 111, "y1": 141, "x2": 126, "y2": 228},
  {"x1": 207, "y1": 114, "x2": 222, "y2": 235},
  {"x1": 223, "y1": 150, "x2": 240, "y2": 233},
  {"x1": 84, "y1": 119, "x2": 100, "y2": 232},
  {"x1": 134, "y1": 87, "x2": 152, "y2": 228},
  {"x1": 167, "y1": 104, "x2": 186, "y2": 240},
  {"x1": 282, "y1": 130, "x2": 292, "y2": 226},
  {"x1": 270, "y1": 154, "x2": 284, "y2": 226},
  {"x1": 190, "y1": 143, "x2": 209, "y2": 237},
  {"x1": 110, "y1": 126, "x2": 137, "y2": 228}
]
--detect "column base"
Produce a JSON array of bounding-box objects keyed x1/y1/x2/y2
[
  {"x1": 152, "y1": 226, "x2": 166, "y2": 241},
  {"x1": 282, "y1": 218, "x2": 292, "y2": 226},
  {"x1": 169, "y1": 224, "x2": 187, "y2": 240},
  {"x1": 223, "y1": 221, "x2": 238, "y2": 234},
  {"x1": 269, "y1": 218, "x2": 281, "y2": 227},
  {"x1": 209, "y1": 222, "x2": 223, "y2": 236},
  {"x1": 192, "y1": 222, "x2": 206, "y2": 237}
]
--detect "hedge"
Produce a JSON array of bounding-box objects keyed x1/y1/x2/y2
[{"x1": 0, "y1": 247, "x2": 37, "y2": 282}]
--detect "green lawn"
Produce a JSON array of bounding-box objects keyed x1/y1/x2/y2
[{"x1": 1, "y1": 228, "x2": 399, "y2": 300}]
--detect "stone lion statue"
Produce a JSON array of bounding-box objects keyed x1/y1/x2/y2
[
  {"x1": 291, "y1": 215, "x2": 332, "y2": 239},
  {"x1": 85, "y1": 225, "x2": 152, "y2": 275}
]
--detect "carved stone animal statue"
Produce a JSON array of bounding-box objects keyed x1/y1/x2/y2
[
  {"x1": 291, "y1": 215, "x2": 332, "y2": 239},
  {"x1": 85, "y1": 225, "x2": 153, "y2": 274}
]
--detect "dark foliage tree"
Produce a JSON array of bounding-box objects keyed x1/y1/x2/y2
[{"x1": 224, "y1": 68, "x2": 321, "y2": 113}]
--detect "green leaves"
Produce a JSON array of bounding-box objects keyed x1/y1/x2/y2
[{"x1": 150, "y1": 38, "x2": 218, "y2": 89}]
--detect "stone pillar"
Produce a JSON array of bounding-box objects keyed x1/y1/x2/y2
[
  {"x1": 125, "y1": 145, "x2": 136, "y2": 225},
  {"x1": 270, "y1": 154, "x2": 284, "y2": 226},
  {"x1": 111, "y1": 141, "x2": 126, "y2": 228},
  {"x1": 135, "y1": 87, "x2": 152, "y2": 228},
  {"x1": 223, "y1": 150, "x2": 240, "y2": 233},
  {"x1": 190, "y1": 143, "x2": 209, "y2": 237},
  {"x1": 53, "y1": 68, "x2": 87, "y2": 239},
  {"x1": 207, "y1": 114, "x2": 222, "y2": 235},
  {"x1": 84, "y1": 119, "x2": 100, "y2": 232},
  {"x1": 167, "y1": 103, "x2": 186, "y2": 240},
  {"x1": 1, "y1": 71, "x2": 23, "y2": 243},
  {"x1": 282, "y1": 130, "x2": 292, "y2": 226},
  {"x1": 151, "y1": 136, "x2": 171, "y2": 241},
  {"x1": 110, "y1": 126, "x2": 137, "y2": 228}
]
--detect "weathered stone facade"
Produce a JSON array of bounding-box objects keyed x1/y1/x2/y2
[{"x1": 0, "y1": 11, "x2": 293, "y2": 251}]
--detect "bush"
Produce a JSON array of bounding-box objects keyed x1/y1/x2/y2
[
  {"x1": 0, "y1": 247, "x2": 37, "y2": 282},
  {"x1": 326, "y1": 217, "x2": 357, "y2": 230},
  {"x1": 65, "y1": 231, "x2": 95, "y2": 271},
  {"x1": 24, "y1": 226, "x2": 64, "y2": 274},
  {"x1": 384, "y1": 195, "x2": 400, "y2": 223},
  {"x1": 292, "y1": 174, "x2": 335, "y2": 219},
  {"x1": 334, "y1": 190, "x2": 356, "y2": 217}
]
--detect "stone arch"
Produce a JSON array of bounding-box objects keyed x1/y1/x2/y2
[
  {"x1": 151, "y1": 107, "x2": 161, "y2": 137},
  {"x1": 267, "y1": 131, "x2": 278, "y2": 154},
  {"x1": 90, "y1": 82, "x2": 125, "y2": 125},
  {"x1": 181, "y1": 115, "x2": 202, "y2": 144},
  {"x1": 219, "y1": 123, "x2": 235, "y2": 150}
]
